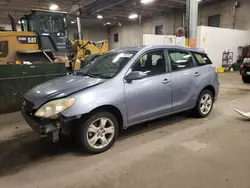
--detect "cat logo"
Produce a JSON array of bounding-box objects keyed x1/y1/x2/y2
[
  {"x1": 27, "y1": 37, "x2": 37, "y2": 44},
  {"x1": 17, "y1": 36, "x2": 38, "y2": 44}
]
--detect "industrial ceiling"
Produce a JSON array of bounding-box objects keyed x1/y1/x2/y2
[{"x1": 0, "y1": 0, "x2": 223, "y2": 25}]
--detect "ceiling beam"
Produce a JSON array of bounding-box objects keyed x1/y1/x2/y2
[
  {"x1": 89, "y1": 0, "x2": 128, "y2": 13},
  {"x1": 167, "y1": 0, "x2": 186, "y2": 4}
]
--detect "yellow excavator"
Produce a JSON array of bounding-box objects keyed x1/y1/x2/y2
[{"x1": 0, "y1": 9, "x2": 108, "y2": 70}]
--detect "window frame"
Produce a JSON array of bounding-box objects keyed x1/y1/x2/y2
[
  {"x1": 208, "y1": 14, "x2": 220, "y2": 28},
  {"x1": 114, "y1": 33, "x2": 119, "y2": 42},
  {"x1": 165, "y1": 48, "x2": 196, "y2": 72},
  {"x1": 125, "y1": 49, "x2": 169, "y2": 79},
  {"x1": 155, "y1": 25, "x2": 163, "y2": 35}
]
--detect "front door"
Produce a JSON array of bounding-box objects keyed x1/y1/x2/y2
[
  {"x1": 124, "y1": 50, "x2": 172, "y2": 125},
  {"x1": 167, "y1": 49, "x2": 198, "y2": 112}
]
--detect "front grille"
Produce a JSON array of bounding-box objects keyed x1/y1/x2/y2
[{"x1": 22, "y1": 99, "x2": 34, "y2": 112}]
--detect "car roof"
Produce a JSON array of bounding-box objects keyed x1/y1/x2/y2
[{"x1": 112, "y1": 45, "x2": 205, "y2": 54}]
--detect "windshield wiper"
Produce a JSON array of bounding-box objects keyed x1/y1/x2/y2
[
  {"x1": 76, "y1": 71, "x2": 112, "y2": 79},
  {"x1": 76, "y1": 72, "x2": 98, "y2": 78},
  {"x1": 89, "y1": 73, "x2": 112, "y2": 79}
]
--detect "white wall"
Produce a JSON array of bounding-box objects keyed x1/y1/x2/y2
[{"x1": 197, "y1": 26, "x2": 250, "y2": 68}]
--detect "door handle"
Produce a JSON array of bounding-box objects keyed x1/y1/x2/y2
[
  {"x1": 194, "y1": 72, "x2": 201, "y2": 77},
  {"x1": 162, "y1": 78, "x2": 171, "y2": 84}
]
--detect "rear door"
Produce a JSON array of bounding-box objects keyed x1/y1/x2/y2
[
  {"x1": 191, "y1": 51, "x2": 218, "y2": 96},
  {"x1": 166, "y1": 49, "x2": 199, "y2": 112}
]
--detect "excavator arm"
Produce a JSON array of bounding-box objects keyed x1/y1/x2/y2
[{"x1": 71, "y1": 39, "x2": 108, "y2": 70}]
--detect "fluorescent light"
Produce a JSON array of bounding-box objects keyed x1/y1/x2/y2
[
  {"x1": 141, "y1": 0, "x2": 154, "y2": 4},
  {"x1": 129, "y1": 14, "x2": 138, "y2": 19},
  {"x1": 107, "y1": 22, "x2": 111, "y2": 25},
  {"x1": 97, "y1": 15, "x2": 103, "y2": 19},
  {"x1": 49, "y1": 4, "x2": 59, "y2": 10},
  {"x1": 71, "y1": 21, "x2": 75, "y2": 24}
]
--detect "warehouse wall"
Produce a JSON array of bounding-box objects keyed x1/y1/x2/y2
[
  {"x1": 199, "y1": 0, "x2": 250, "y2": 30},
  {"x1": 0, "y1": 24, "x2": 21, "y2": 31},
  {"x1": 234, "y1": 0, "x2": 250, "y2": 30},
  {"x1": 0, "y1": 24, "x2": 108, "y2": 42},
  {"x1": 68, "y1": 26, "x2": 108, "y2": 41},
  {"x1": 109, "y1": 10, "x2": 184, "y2": 49},
  {"x1": 108, "y1": 22, "x2": 142, "y2": 49}
]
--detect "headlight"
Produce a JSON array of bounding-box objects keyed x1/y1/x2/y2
[{"x1": 35, "y1": 98, "x2": 75, "y2": 118}]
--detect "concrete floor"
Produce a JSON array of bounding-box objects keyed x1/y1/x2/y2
[{"x1": 0, "y1": 72, "x2": 250, "y2": 188}]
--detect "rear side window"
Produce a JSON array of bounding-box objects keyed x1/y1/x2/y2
[
  {"x1": 0, "y1": 41, "x2": 8, "y2": 58},
  {"x1": 193, "y1": 52, "x2": 212, "y2": 65},
  {"x1": 168, "y1": 50, "x2": 194, "y2": 71}
]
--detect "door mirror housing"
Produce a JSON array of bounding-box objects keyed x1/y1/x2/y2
[{"x1": 125, "y1": 71, "x2": 147, "y2": 82}]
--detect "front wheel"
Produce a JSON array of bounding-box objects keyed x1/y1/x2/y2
[
  {"x1": 193, "y1": 90, "x2": 214, "y2": 118},
  {"x1": 242, "y1": 76, "x2": 250, "y2": 83},
  {"x1": 76, "y1": 112, "x2": 118, "y2": 154}
]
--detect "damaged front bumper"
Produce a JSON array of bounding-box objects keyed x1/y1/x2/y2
[{"x1": 21, "y1": 108, "x2": 73, "y2": 143}]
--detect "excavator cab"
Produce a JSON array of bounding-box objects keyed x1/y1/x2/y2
[
  {"x1": 20, "y1": 9, "x2": 68, "y2": 59},
  {"x1": 0, "y1": 9, "x2": 68, "y2": 64}
]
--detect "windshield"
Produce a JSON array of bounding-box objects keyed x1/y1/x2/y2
[
  {"x1": 78, "y1": 51, "x2": 137, "y2": 79},
  {"x1": 81, "y1": 54, "x2": 101, "y2": 69}
]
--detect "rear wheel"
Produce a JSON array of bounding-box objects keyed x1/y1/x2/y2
[
  {"x1": 193, "y1": 90, "x2": 214, "y2": 118},
  {"x1": 242, "y1": 76, "x2": 250, "y2": 83},
  {"x1": 76, "y1": 112, "x2": 118, "y2": 154}
]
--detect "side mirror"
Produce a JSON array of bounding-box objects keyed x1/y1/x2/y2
[{"x1": 124, "y1": 71, "x2": 147, "y2": 82}]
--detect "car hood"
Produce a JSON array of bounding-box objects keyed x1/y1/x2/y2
[{"x1": 24, "y1": 74, "x2": 106, "y2": 108}]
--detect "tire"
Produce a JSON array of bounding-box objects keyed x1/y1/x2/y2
[
  {"x1": 193, "y1": 90, "x2": 214, "y2": 118},
  {"x1": 242, "y1": 76, "x2": 250, "y2": 83},
  {"x1": 76, "y1": 111, "x2": 119, "y2": 154}
]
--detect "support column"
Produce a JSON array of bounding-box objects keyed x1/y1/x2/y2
[
  {"x1": 77, "y1": 9, "x2": 83, "y2": 40},
  {"x1": 186, "y1": 0, "x2": 198, "y2": 48}
]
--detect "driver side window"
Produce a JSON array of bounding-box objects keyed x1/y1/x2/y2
[{"x1": 132, "y1": 50, "x2": 166, "y2": 77}]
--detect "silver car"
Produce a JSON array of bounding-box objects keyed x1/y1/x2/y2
[{"x1": 21, "y1": 46, "x2": 219, "y2": 154}]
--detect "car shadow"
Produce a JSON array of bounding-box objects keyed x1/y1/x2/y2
[
  {"x1": 0, "y1": 111, "x2": 193, "y2": 177},
  {"x1": 0, "y1": 131, "x2": 82, "y2": 177},
  {"x1": 119, "y1": 111, "x2": 192, "y2": 140}
]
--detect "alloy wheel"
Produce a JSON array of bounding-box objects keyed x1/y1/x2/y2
[
  {"x1": 199, "y1": 93, "x2": 213, "y2": 115},
  {"x1": 86, "y1": 117, "x2": 115, "y2": 149}
]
